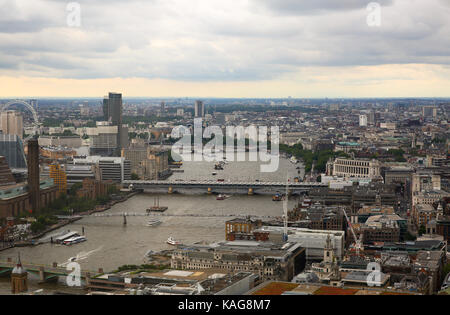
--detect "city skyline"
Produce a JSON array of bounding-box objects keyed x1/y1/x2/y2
[
  {"x1": 0, "y1": 0, "x2": 449, "y2": 299},
  {"x1": 1, "y1": 0, "x2": 450, "y2": 98}
]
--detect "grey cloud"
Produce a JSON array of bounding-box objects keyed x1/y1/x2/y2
[
  {"x1": 254, "y1": 0, "x2": 394, "y2": 15},
  {"x1": 0, "y1": 0, "x2": 449, "y2": 81}
]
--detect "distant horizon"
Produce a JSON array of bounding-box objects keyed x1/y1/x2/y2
[{"x1": 1, "y1": 96, "x2": 450, "y2": 101}]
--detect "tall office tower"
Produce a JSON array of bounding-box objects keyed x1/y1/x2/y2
[
  {"x1": 161, "y1": 101, "x2": 166, "y2": 113},
  {"x1": 359, "y1": 114, "x2": 368, "y2": 127},
  {"x1": 103, "y1": 92, "x2": 124, "y2": 155},
  {"x1": 102, "y1": 97, "x2": 110, "y2": 122},
  {"x1": 422, "y1": 106, "x2": 437, "y2": 119},
  {"x1": 27, "y1": 137, "x2": 40, "y2": 213},
  {"x1": 103, "y1": 93, "x2": 123, "y2": 126},
  {"x1": 194, "y1": 100, "x2": 205, "y2": 118},
  {"x1": 0, "y1": 134, "x2": 27, "y2": 168},
  {"x1": 367, "y1": 111, "x2": 375, "y2": 125},
  {"x1": 0, "y1": 110, "x2": 23, "y2": 139}
]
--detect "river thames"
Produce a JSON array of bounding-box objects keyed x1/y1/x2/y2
[{"x1": 0, "y1": 154, "x2": 304, "y2": 292}]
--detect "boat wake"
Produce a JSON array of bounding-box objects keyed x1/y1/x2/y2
[{"x1": 58, "y1": 246, "x2": 103, "y2": 267}]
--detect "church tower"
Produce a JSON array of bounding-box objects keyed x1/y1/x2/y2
[
  {"x1": 11, "y1": 253, "x2": 28, "y2": 294},
  {"x1": 324, "y1": 234, "x2": 335, "y2": 264}
]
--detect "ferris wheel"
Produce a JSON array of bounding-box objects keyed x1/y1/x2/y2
[{"x1": 0, "y1": 100, "x2": 41, "y2": 141}]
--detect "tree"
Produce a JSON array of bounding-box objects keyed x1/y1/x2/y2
[
  {"x1": 403, "y1": 231, "x2": 417, "y2": 242},
  {"x1": 418, "y1": 225, "x2": 426, "y2": 236},
  {"x1": 444, "y1": 263, "x2": 450, "y2": 278},
  {"x1": 69, "y1": 182, "x2": 82, "y2": 196},
  {"x1": 131, "y1": 173, "x2": 140, "y2": 180},
  {"x1": 30, "y1": 221, "x2": 45, "y2": 234}
]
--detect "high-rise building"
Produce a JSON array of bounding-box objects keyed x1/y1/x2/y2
[
  {"x1": 359, "y1": 114, "x2": 368, "y2": 127},
  {"x1": 102, "y1": 93, "x2": 124, "y2": 155},
  {"x1": 88, "y1": 122, "x2": 119, "y2": 156},
  {"x1": 367, "y1": 111, "x2": 381, "y2": 126},
  {"x1": 160, "y1": 101, "x2": 166, "y2": 113},
  {"x1": 49, "y1": 163, "x2": 67, "y2": 194},
  {"x1": 27, "y1": 137, "x2": 40, "y2": 213},
  {"x1": 72, "y1": 156, "x2": 131, "y2": 183},
  {"x1": 422, "y1": 106, "x2": 437, "y2": 118},
  {"x1": 194, "y1": 100, "x2": 205, "y2": 118},
  {"x1": 103, "y1": 93, "x2": 123, "y2": 126},
  {"x1": 0, "y1": 110, "x2": 23, "y2": 139},
  {"x1": 0, "y1": 134, "x2": 27, "y2": 169}
]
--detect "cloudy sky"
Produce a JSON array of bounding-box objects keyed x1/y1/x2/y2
[{"x1": 0, "y1": 0, "x2": 449, "y2": 98}]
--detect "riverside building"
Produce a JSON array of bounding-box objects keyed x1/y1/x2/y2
[{"x1": 329, "y1": 158, "x2": 381, "y2": 179}]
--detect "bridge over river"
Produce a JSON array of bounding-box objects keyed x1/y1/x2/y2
[
  {"x1": 123, "y1": 180, "x2": 326, "y2": 195},
  {"x1": 0, "y1": 259, "x2": 101, "y2": 283}
]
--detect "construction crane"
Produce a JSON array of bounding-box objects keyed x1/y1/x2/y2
[
  {"x1": 282, "y1": 173, "x2": 289, "y2": 242},
  {"x1": 341, "y1": 207, "x2": 363, "y2": 256}
]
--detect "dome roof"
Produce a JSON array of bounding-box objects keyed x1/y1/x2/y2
[
  {"x1": 12, "y1": 253, "x2": 27, "y2": 274},
  {"x1": 12, "y1": 264, "x2": 26, "y2": 274}
]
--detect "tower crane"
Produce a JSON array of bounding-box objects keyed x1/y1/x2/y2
[
  {"x1": 282, "y1": 173, "x2": 289, "y2": 242},
  {"x1": 341, "y1": 207, "x2": 363, "y2": 256}
]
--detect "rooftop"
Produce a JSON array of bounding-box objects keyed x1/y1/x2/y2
[
  {"x1": 0, "y1": 179, "x2": 55, "y2": 200},
  {"x1": 248, "y1": 281, "x2": 417, "y2": 296},
  {"x1": 176, "y1": 240, "x2": 304, "y2": 259}
]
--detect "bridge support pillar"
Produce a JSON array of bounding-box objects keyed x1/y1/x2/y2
[
  {"x1": 85, "y1": 272, "x2": 91, "y2": 287},
  {"x1": 248, "y1": 188, "x2": 254, "y2": 195},
  {"x1": 168, "y1": 186, "x2": 173, "y2": 194},
  {"x1": 39, "y1": 267, "x2": 45, "y2": 282},
  {"x1": 207, "y1": 187, "x2": 212, "y2": 195}
]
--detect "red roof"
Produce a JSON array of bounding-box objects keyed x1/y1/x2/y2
[
  {"x1": 252, "y1": 282, "x2": 299, "y2": 295},
  {"x1": 314, "y1": 287, "x2": 359, "y2": 295}
]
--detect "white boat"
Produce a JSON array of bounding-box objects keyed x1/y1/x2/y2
[
  {"x1": 167, "y1": 237, "x2": 181, "y2": 246},
  {"x1": 216, "y1": 194, "x2": 231, "y2": 200},
  {"x1": 146, "y1": 219, "x2": 162, "y2": 227},
  {"x1": 55, "y1": 231, "x2": 80, "y2": 244},
  {"x1": 63, "y1": 236, "x2": 87, "y2": 246}
]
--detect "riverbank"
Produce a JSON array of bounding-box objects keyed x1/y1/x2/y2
[{"x1": 0, "y1": 191, "x2": 141, "y2": 252}]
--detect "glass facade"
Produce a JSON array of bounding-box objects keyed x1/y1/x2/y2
[{"x1": 0, "y1": 134, "x2": 27, "y2": 169}]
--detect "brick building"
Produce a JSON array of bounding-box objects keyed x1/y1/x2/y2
[
  {"x1": 0, "y1": 156, "x2": 15, "y2": 186},
  {"x1": 77, "y1": 178, "x2": 114, "y2": 200}
]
